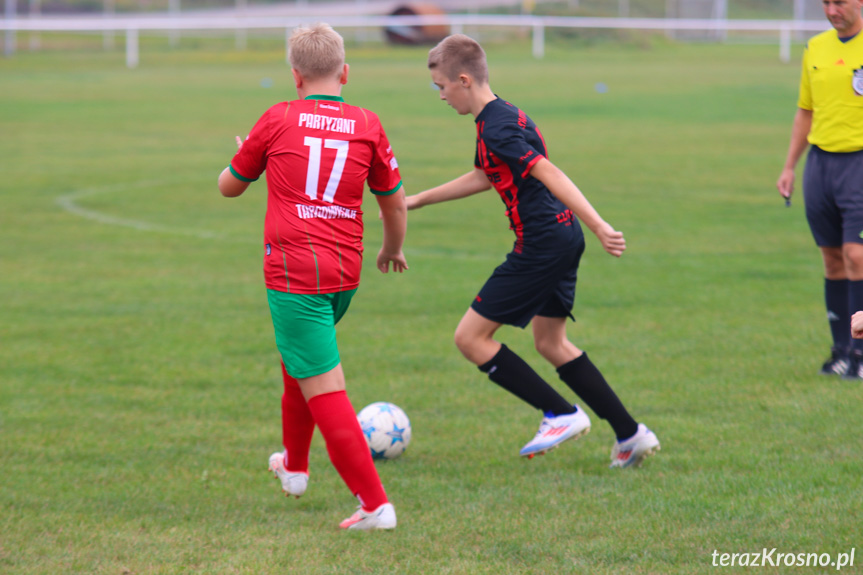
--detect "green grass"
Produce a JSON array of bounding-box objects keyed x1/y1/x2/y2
[{"x1": 2, "y1": 37, "x2": 861, "y2": 574}]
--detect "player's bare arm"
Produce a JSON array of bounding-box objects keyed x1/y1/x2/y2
[
  {"x1": 218, "y1": 136, "x2": 250, "y2": 198},
  {"x1": 218, "y1": 167, "x2": 250, "y2": 198},
  {"x1": 777, "y1": 107, "x2": 813, "y2": 200},
  {"x1": 376, "y1": 188, "x2": 409, "y2": 274},
  {"x1": 406, "y1": 168, "x2": 490, "y2": 210},
  {"x1": 530, "y1": 158, "x2": 626, "y2": 258}
]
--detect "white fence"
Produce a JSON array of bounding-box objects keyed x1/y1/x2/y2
[{"x1": 1, "y1": 13, "x2": 830, "y2": 68}]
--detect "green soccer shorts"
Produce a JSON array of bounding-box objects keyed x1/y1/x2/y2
[{"x1": 266, "y1": 288, "x2": 357, "y2": 379}]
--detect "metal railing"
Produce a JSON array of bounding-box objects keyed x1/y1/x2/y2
[{"x1": 1, "y1": 12, "x2": 829, "y2": 67}]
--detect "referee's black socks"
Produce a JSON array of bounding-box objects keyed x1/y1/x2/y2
[
  {"x1": 557, "y1": 352, "x2": 638, "y2": 441},
  {"x1": 825, "y1": 278, "x2": 850, "y2": 354},
  {"x1": 478, "y1": 344, "x2": 576, "y2": 416}
]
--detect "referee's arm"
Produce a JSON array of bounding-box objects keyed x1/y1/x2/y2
[{"x1": 777, "y1": 107, "x2": 813, "y2": 200}]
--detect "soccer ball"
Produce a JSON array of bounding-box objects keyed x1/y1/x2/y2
[{"x1": 357, "y1": 402, "x2": 412, "y2": 460}]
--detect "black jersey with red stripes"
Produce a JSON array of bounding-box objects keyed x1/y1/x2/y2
[{"x1": 474, "y1": 97, "x2": 583, "y2": 255}]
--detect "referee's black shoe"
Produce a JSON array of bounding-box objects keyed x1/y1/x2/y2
[
  {"x1": 843, "y1": 350, "x2": 863, "y2": 380},
  {"x1": 820, "y1": 347, "x2": 850, "y2": 376}
]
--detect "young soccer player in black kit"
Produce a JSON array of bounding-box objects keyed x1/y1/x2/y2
[{"x1": 406, "y1": 34, "x2": 660, "y2": 467}]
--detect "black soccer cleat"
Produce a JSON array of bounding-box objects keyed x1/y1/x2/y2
[
  {"x1": 843, "y1": 350, "x2": 863, "y2": 380},
  {"x1": 820, "y1": 347, "x2": 850, "y2": 377}
]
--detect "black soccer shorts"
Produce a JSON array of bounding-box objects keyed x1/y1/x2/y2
[
  {"x1": 471, "y1": 239, "x2": 585, "y2": 328},
  {"x1": 803, "y1": 146, "x2": 863, "y2": 247}
]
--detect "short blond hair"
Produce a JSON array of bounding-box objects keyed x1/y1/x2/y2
[
  {"x1": 288, "y1": 23, "x2": 345, "y2": 81},
  {"x1": 427, "y1": 34, "x2": 488, "y2": 84}
]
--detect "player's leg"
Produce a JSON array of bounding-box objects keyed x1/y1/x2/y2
[
  {"x1": 836, "y1": 149, "x2": 863, "y2": 379},
  {"x1": 268, "y1": 362, "x2": 315, "y2": 498},
  {"x1": 453, "y1": 306, "x2": 503, "y2": 365},
  {"x1": 299, "y1": 364, "x2": 393, "y2": 528},
  {"x1": 532, "y1": 251, "x2": 658, "y2": 467},
  {"x1": 532, "y1": 315, "x2": 638, "y2": 442},
  {"x1": 466, "y1": 251, "x2": 598, "y2": 457},
  {"x1": 534, "y1": 318, "x2": 659, "y2": 468},
  {"x1": 817, "y1": 246, "x2": 851, "y2": 375},
  {"x1": 804, "y1": 146, "x2": 851, "y2": 375},
  {"x1": 267, "y1": 289, "x2": 394, "y2": 528},
  {"x1": 843, "y1": 244, "x2": 863, "y2": 378},
  {"x1": 456, "y1": 307, "x2": 576, "y2": 417}
]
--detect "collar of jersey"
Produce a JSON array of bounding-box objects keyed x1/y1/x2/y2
[
  {"x1": 304, "y1": 95, "x2": 345, "y2": 102},
  {"x1": 475, "y1": 95, "x2": 501, "y2": 123}
]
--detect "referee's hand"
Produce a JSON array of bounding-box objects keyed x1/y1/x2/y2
[{"x1": 777, "y1": 168, "x2": 795, "y2": 204}]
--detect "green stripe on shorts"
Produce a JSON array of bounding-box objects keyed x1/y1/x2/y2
[{"x1": 266, "y1": 288, "x2": 357, "y2": 379}]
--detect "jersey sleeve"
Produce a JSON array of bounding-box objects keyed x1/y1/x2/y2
[
  {"x1": 367, "y1": 123, "x2": 403, "y2": 196},
  {"x1": 484, "y1": 120, "x2": 545, "y2": 179},
  {"x1": 797, "y1": 44, "x2": 812, "y2": 111},
  {"x1": 229, "y1": 108, "x2": 273, "y2": 182}
]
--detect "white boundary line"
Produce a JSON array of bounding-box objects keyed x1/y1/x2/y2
[
  {"x1": 54, "y1": 181, "x2": 497, "y2": 259},
  {"x1": 55, "y1": 180, "x2": 232, "y2": 240}
]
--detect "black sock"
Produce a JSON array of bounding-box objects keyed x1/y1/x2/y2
[
  {"x1": 478, "y1": 344, "x2": 576, "y2": 416},
  {"x1": 849, "y1": 280, "x2": 863, "y2": 356},
  {"x1": 557, "y1": 353, "x2": 638, "y2": 440},
  {"x1": 825, "y1": 278, "x2": 850, "y2": 354}
]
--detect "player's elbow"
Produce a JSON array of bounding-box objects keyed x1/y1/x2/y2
[
  {"x1": 218, "y1": 169, "x2": 248, "y2": 197},
  {"x1": 378, "y1": 190, "x2": 407, "y2": 218},
  {"x1": 219, "y1": 185, "x2": 243, "y2": 198},
  {"x1": 382, "y1": 201, "x2": 407, "y2": 220}
]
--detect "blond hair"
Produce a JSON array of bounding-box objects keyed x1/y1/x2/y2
[
  {"x1": 288, "y1": 23, "x2": 345, "y2": 81},
  {"x1": 427, "y1": 34, "x2": 488, "y2": 85}
]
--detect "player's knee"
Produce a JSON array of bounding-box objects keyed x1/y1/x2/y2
[
  {"x1": 453, "y1": 327, "x2": 488, "y2": 364},
  {"x1": 453, "y1": 328, "x2": 471, "y2": 356},
  {"x1": 822, "y1": 247, "x2": 845, "y2": 278},
  {"x1": 842, "y1": 244, "x2": 863, "y2": 278},
  {"x1": 534, "y1": 335, "x2": 559, "y2": 360}
]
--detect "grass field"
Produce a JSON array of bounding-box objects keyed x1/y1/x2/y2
[{"x1": 2, "y1": 35, "x2": 861, "y2": 574}]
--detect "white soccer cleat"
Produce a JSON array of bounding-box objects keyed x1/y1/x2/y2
[
  {"x1": 339, "y1": 503, "x2": 397, "y2": 530},
  {"x1": 609, "y1": 423, "x2": 660, "y2": 469},
  {"x1": 268, "y1": 451, "x2": 309, "y2": 498},
  {"x1": 519, "y1": 406, "x2": 591, "y2": 458}
]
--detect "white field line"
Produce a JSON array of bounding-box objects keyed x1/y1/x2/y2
[
  {"x1": 55, "y1": 180, "x2": 500, "y2": 259},
  {"x1": 55, "y1": 180, "x2": 228, "y2": 240}
]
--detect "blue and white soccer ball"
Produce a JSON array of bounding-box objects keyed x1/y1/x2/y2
[{"x1": 357, "y1": 402, "x2": 412, "y2": 460}]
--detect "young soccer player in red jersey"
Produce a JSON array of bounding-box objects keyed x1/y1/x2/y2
[
  {"x1": 218, "y1": 23, "x2": 407, "y2": 529},
  {"x1": 407, "y1": 34, "x2": 660, "y2": 468}
]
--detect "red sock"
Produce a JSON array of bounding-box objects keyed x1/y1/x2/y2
[
  {"x1": 280, "y1": 363, "x2": 314, "y2": 473},
  {"x1": 307, "y1": 390, "x2": 388, "y2": 511}
]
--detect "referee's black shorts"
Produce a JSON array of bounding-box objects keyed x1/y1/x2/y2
[
  {"x1": 471, "y1": 239, "x2": 585, "y2": 329},
  {"x1": 804, "y1": 145, "x2": 863, "y2": 247}
]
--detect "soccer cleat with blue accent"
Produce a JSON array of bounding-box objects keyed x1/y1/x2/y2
[
  {"x1": 268, "y1": 451, "x2": 309, "y2": 498},
  {"x1": 339, "y1": 503, "x2": 397, "y2": 530},
  {"x1": 519, "y1": 406, "x2": 591, "y2": 459},
  {"x1": 609, "y1": 423, "x2": 660, "y2": 469}
]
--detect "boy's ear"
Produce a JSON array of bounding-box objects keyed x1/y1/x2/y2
[
  {"x1": 459, "y1": 73, "x2": 472, "y2": 88},
  {"x1": 340, "y1": 63, "x2": 350, "y2": 86},
  {"x1": 291, "y1": 68, "x2": 303, "y2": 88}
]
